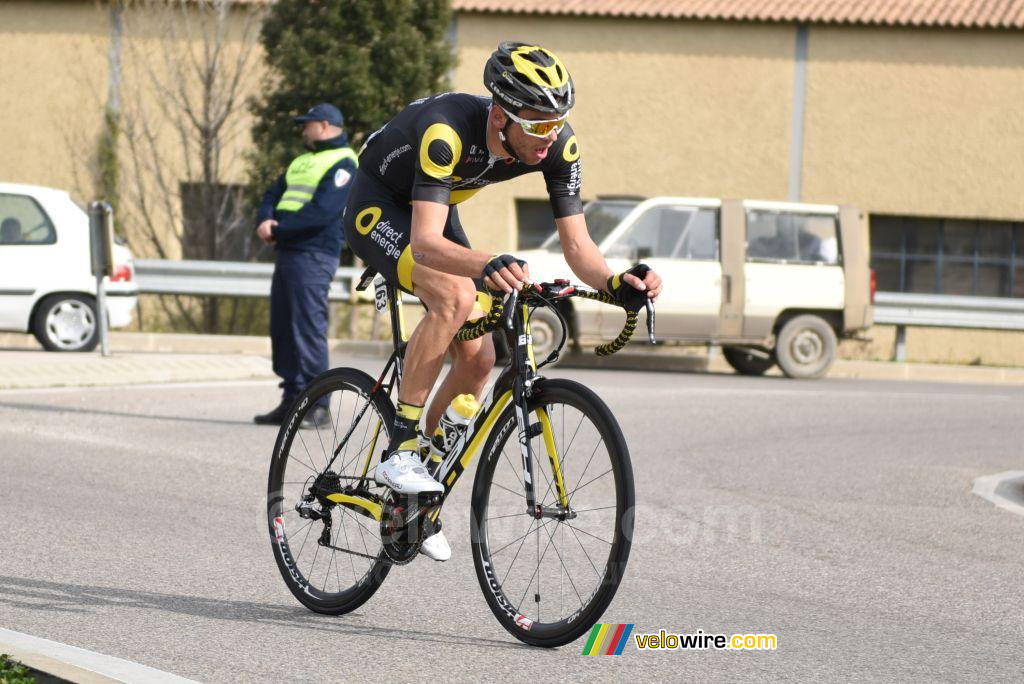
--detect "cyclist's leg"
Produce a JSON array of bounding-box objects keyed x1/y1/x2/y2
[
  {"x1": 402, "y1": 265, "x2": 478, "y2": 409},
  {"x1": 426, "y1": 334, "x2": 495, "y2": 435},
  {"x1": 415, "y1": 207, "x2": 496, "y2": 432}
]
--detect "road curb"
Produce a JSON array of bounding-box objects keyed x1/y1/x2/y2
[
  {"x1": 2, "y1": 332, "x2": 1024, "y2": 387},
  {"x1": 0, "y1": 628, "x2": 197, "y2": 683}
]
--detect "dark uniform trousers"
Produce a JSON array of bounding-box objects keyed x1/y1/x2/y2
[{"x1": 270, "y1": 249, "x2": 336, "y2": 399}]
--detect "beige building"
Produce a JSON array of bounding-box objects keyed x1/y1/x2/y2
[{"x1": 2, "y1": 0, "x2": 1023, "y2": 359}]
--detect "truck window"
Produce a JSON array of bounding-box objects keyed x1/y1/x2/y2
[
  {"x1": 746, "y1": 210, "x2": 839, "y2": 265},
  {"x1": 606, "y1": 205, "x2": 718, "y2": 260},
  {"x1": 0, "y1": 194, "x2": 56, "y2": 245},
  {"x1": 542, "y1": 199, "x2": 638, "y2": 252}
]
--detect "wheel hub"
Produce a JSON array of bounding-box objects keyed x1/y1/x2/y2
[
  {"x1": 46, "y1": 301, "x2": 95, "y2": 348},
  {"x1": 791, "y1": 329, "x2": 823, "y2": 364}
]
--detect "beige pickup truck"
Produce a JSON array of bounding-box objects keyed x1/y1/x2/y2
[{"x1": 520, "y1": 197, "x2": 874, "y2": 378}]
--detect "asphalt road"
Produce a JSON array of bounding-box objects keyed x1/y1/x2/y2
[{"x1": 2, "y1": 359, "x2": 1023, "y2": 681}]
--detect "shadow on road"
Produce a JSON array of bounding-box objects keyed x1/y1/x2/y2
[
  {"x1": 0, "y1": 401, "x2": 255, "y2": 428},
  {"x1": 0, "y1": 576, "x2": 528, "y2": 651}
]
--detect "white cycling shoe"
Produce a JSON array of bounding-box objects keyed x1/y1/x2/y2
[
  {"x1": 420, "y1": 530, "x2": 451, "y2": 562},
  {"x1": 375, "y1": 450, "x2": 443, "y2": 495}
]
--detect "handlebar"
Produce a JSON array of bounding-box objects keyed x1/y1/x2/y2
[{"x1": 455, "y1": 280, "x2": 657, "y2": 357}]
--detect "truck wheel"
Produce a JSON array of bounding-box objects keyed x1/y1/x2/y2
[
  {"x1": 528, "y1": 306, "x2": 564, "y2": 368},
  {"x1": 32, "y1": 294, "x2": 100, "y2": 352},
  {"x1": 774, "y1": 315, "x2": 836, "y2": 379},
  {"x1": 722, "y1": 347, "x2": 775, "y2": 376}
]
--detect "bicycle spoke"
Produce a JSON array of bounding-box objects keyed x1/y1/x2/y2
[
  {"x1": 501, "y1": 518, "x2": 537, "y2": 587},
  {"x1": 490, "y1": 517, "x2": 555, "y2": 558},
  {"x1": 295, "y1": 430, "x2": 321, "y2": 475},
  {"x1": 486, "y1": 511, "x2": 532, "y2": 522},
  {"x1": 542, "y1": 521, "x2": 587, "y2": 609},
  {"x1": 339, "y1": 511, "x2": 358, "y2": 586},
  {"x1": 564, "y1": 523, "x2": 604, "y2": 579},
  {"x1": 567, "y1": 467, "x2": 613, "y2": 505},
  {"x1": 566, "y1": 441, "x2": 604, "y2": 507},
  {"x1": 570, "y1": 505, "x2": 617, "y2": 515}
]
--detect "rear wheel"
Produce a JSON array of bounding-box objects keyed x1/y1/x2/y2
[
  {"x1": 471, "y1": 379, "x2": 634, "y2": 647},
  {"x1": 722, "y1": 346, "x2": 775, "y2": 376},
  {"x1": 32, "y1": 294, "x2": 98, "y2": 352},
  {"x1": 774, "y1": 314, "x2": 837, "y2": 379},
  {"x1": 267, "y1": 367, "x2": 394, "y2": 615}
]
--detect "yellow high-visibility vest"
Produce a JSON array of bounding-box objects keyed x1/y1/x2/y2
[{"x1": 276, "y1": 147, "x2": 358, "y2": 212}]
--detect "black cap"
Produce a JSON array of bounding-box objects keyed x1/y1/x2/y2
[{"x1": 293, "y1": 103, "x2": 345, "y2": 126}]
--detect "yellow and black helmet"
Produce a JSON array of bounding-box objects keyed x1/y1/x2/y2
[{"x1": 484, "y1": 42, "x2": 575, "y2": 115}]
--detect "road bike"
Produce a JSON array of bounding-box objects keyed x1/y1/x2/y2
[{"x1": 266, "y1": 269, "x2": 655, "y2": 647}]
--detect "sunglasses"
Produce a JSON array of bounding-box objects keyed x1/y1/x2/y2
[{"x1": 501, "y1": 107, "x2": 566, "y2": 138}]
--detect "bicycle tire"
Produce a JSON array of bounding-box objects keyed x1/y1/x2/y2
[
  {"x1": 470, "y1": 378, "x2": 634, "y2": 647},
  {"x1": 267, "y1": 367, "x2": 395, "y2": 615}
]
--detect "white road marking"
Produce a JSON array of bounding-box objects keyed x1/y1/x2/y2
[
  {"x1": 0, "y1": 627, "x2": 198, "y2": 683},
  {"x1": 972, "y1": 471, "x2": 1024, "y2": 517}
]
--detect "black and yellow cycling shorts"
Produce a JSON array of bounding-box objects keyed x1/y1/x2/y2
[{"x1": 344, "y1": 172, "x2": 473, "y2": 296}]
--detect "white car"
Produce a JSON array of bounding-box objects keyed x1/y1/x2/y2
[
  {"x1": 0, "y1": 183, "x2": 138, "y2": 351},
  {"x1": 520, "y1": 196, "x2": 873, "y2": 378}
]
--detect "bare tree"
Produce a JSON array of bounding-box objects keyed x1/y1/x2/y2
[{"x1": 118, "y1": 0, "x2": 266, "y2": 333}]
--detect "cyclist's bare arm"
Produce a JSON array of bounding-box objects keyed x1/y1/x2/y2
[
  {"x1": 555, "y1": 213, "x2": 614, "y2": 291},
  {"x1": 556, "y1": 212, "x2": 663, "y2": 301},
  {"x1": 410, "y1": 200, "x2": 528, "y2": 292}
]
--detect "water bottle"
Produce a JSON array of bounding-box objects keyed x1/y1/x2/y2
[{"x1": 427, "y1": 394, "x2": 480, "y2": 475}]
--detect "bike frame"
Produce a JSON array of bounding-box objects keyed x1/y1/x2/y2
[{"x1": 348, "y1": 279, "x2": 569, "y2": 521}]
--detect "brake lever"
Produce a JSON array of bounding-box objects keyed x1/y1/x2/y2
[
  {"x1": 502, "y1": 288, "x2": 520, "y2": 330},
  {"x1": 645, "y1": 298, "x2": 657, "y2": 344}
]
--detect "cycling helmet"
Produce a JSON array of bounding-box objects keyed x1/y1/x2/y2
[{"x1": 484, "y1": 42, "x2": 575, "y2": 115}]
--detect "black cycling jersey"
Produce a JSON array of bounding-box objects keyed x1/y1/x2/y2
[{"x1": 358, "y1": 92, "x2": 583, "y2": 218}]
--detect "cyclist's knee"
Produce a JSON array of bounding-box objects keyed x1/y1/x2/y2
[{"x1": 420, "y1": 278, "x2": 476, "y2": 328}]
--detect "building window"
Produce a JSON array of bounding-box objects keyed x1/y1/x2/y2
[
  {"x1": 515, "y1": 199, "x2": 557, "y2": 249},
  {"x1": 180, "y1": 182, "x2": 254, "y2": 261},
  {"x1": 870, "y1": 215, "x2": 1024, "y2": 298}
]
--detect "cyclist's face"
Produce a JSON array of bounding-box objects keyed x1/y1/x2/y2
[{"x1": 504, "y1": 108, "x2": 560, "y2": 166}]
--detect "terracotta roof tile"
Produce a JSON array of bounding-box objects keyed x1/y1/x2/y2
[{"x1": 451, "y1": 0, "x2": 1024, "y2": 29}]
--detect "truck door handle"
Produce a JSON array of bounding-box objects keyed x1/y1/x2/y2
[{"x1": 722, "y1": 274, "x2": 732, "y2": 303}]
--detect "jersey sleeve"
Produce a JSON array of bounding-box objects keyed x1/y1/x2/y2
[
  {"x1": 410, "y1": 112, "x2": 465, "y2": 206},
  {"x1": 543, "y1": 124, "x2": 584, "y2": 219}
]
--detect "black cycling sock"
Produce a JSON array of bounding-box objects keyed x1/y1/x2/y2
[{"x1": 388, "y1": 401, "x2": 423, "y2": 453}]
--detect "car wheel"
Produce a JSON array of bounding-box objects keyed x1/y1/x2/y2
[
  {"x1": 32, "y1": 294, "x2": 100, "y2": 352},
  {"x1": 774, "y1": 314, "x2": 836, "y2": 379},
  {"x1": 528, "y1": 306, "x2": 565, "y2": 368},
  {"x1": 722, "y1": 346, "x2": 775, "y2": 376}
]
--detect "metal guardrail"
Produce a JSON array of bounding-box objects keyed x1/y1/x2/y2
[
  {"x1": 134, "y1": 259, "x2": 1024, "y2": 361},
  {"x1": 873, "y1": 292, "x2": 1024, "y2": 361},
  {"x1": 134, "y1": 259, "x2": 364, "y2": 302}
]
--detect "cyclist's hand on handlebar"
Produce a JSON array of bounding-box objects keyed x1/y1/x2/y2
[
  {"x1": 607, "y1": 263, "x2": 661, "y2": 311},
  {"x1": 482, "y1": 253, "x2": 530, "y2": 293}
]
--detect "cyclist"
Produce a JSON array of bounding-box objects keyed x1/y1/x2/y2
[{"x1": 344, "y1": 42, "x2": 662, "y2": 561}]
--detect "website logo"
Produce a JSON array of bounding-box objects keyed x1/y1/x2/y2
[{"x1": 581, "y1": 623, "x2": 633, "y2": 655}]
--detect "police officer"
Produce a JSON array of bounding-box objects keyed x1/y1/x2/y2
[{"x1": 254, "y1": 103, "x2": 358, "y2": 427}]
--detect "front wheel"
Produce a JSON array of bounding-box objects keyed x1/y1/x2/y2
[
  {"x1": 722, "y1": 346, "x2": 775, "y2": 376},
  {"x1": 471, "y1": 379, "x2": 634, "y2": 648}
]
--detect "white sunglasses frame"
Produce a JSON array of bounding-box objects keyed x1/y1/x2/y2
[{"x1": 500, "y1": 107, "x2": 567, "y2": 138}]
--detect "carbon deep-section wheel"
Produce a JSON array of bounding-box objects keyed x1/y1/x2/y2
[
  {"x1": 471, "y1": 378, "x2": 634, "y2": 647},
  {"x1": 267, "y1": 367, "x2": 395, "y2": 615}
]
